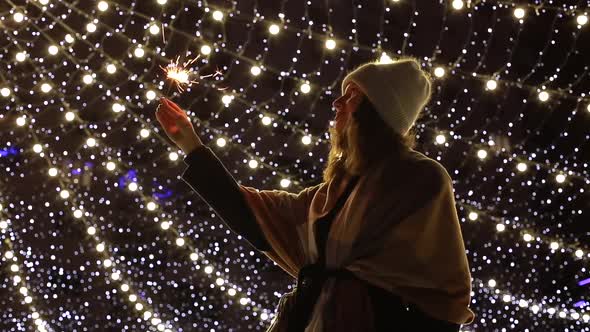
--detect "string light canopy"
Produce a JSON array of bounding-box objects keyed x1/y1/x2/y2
[{"x1": 1, "y1": 0, "x2": 589, "y2": 331}]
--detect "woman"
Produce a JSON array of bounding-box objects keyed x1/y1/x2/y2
[{"x1": 156, "y1": 58, "x2": 475, "y2": 331}]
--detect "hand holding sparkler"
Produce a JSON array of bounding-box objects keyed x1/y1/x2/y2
[{"x1": 156, "y1": 97, "x2": 203, "y2": 154}]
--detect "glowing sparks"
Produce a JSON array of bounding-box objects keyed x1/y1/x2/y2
[{"x1": 159, "y1": 55, "x2": 225, "y2": 94}]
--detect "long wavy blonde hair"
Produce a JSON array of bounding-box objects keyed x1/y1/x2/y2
[{"x1": 322, "y1": 96, "x2": 422, "y2": 183}]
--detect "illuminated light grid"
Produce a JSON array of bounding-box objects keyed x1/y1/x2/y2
[
  {"x1": 21, "y1": 0, "x2": 590, "y2": 192},
  {"x1": 2, "y1": 0, "x2": 589, "y2": 330},
  {"x1": 2, "y1": 64, "x2": 271, "y2": 324},
  {"x1": 0, "y1": 230, "x2": 53, "y2": 332}
]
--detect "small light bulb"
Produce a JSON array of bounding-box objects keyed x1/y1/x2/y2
[
  {"x1": 128, "y1": 182, "x2": 138, "y2": 191},
  {"x1": 65, "y1": 34, "x2": 75, "y2": 43},
  {"x1": 86, "y1": 137, "x2": 96, "y2": 147},
  {"x1": 134, "y1": 47, "x2": 145, "y2": 58},
  {"x1": 248, "y1": 159, "x2": 258, "y2": 169},
  {"x1": 146, "y1": 201, "x2": 157, "y2": 211},
  {"x1": 325, "y1": 39, "x2": 336, "y2": 50},
  {"x1": 48, "y1": 45, "x2": 59, "y2": 55},
  {"x1": 517, "y1": 162, "x2": 527, "y2": 172},
  {"x1": 261, "y1": 116, "x2": 272, "y2": 126},
  {"x1": 514, "y1": 8, "x2": 525, "y2": 19},
  {"x1": 106, "y1": 161, "x2": 116, "y2": 171},
  {"x1": 106, "y1": 64, "x2": 117, "y2": 74},
  {"x1": 140, "y1": 128, "x2": 150, "y2": 138},
  {"x1": 176, "y1": 238, "x2": 185, "y2": 246},
  {"x1": 435, "y1": 134, "x2": 446, "y2": 144},
  {"x1": 169, "y1": 152, "x2": 179, "y2": 161},
  {"x1": 434, "y1": 67, "x2": 445, "y2": 78},
  {"x1": 221, "y1": 94, "x2": 233, "y2": 105},
  {"x1": 146, "y1": 90, "x2": 157, "y2": 100},
  {"x1": 577, "y1": 14, "x2": 588, "y2": 26},
  {"x1": 269, "y1": 24, "x2": 280, "y2": 35},
  {"x1": 555, "y1": 174, "x2": 566, "y2": 183},
  {"x1": 212, "y1": 10, "x2": 224, "y2": 21},
  {"x1": 300, "y1": 82, "x2": 311, "y2": 94},
  {"x1": 496, "y1": 224, "x2": 506, "y2": 232},
  {"x1": 65, "y1": 112, "x2": 75, "y2": 121},
  {"x1": 15, "y1": 52, "x2": 26, "y2": 62},
  {"x1": 200, "y1": 45, "x2": 212, "y2": 55},
  {"x1": 280, "y1": 179, "x2": 291, "y2": 188},
  {"x1": 486, "y1": 80, "x2": 497, "y2": 90},
  {"x1": 13, "y1": 12, "x2": 25, "y2": 23},
  {"x1": 149, "y1": 24, "x2": 160, "y2": 35},
  {"x1": 451, "y1": 0, "x2": 464, "y2": 10},
  {"x1": 538, "y1": 91, "x2": 549, "y2": 102},
  {"x1": 301, "y1": 135, "x2": 312, "y2": 145},
  {"x1": 250, "y1": 66, "x2": 262, "y2": 76},
  {"x1": 379, "y1": 52, "x2": 394, "y2": 64},
  {"x1": 33, "y1": 144, "x2": 43, "y2": 153},
  {"x1": 48, "y1": 168, "x2": 58, "y2": 177},
  {"x1": 16, "y1": 116, "x2": 27, "y2": 126},
  {"x1": 83, "y1": 74, "x2": 93, "y2": 85},
  {"x1": 216, "y1": 137, "x2": 226, "y2": 147},
  {"x1": 97, "y1": 1, "x2": 109, "y2": 11},
  {"x1": 157, "y1": 0, "x2": 167, "y2": 4},
  {"x1": 160, "y1": 221, "x2": 170, "y2": 230},
  {"x1": 60, "y1": 190, "x2": 70, "y2": 199},
  {"x1": 41, "y1": 83, "x2": 52, "y2": 93},
  {"x1": 87, "y1": 226, "x2": 96, "y2": 235},
  {"x1": 86, "y1": 23, "x2": 97, "y2": 33},
  {"x1": 112, "y1": 103, "x2": 124, "y2": 113},
  {"x1": 0, "y1": 87, "x2": 11, "y2": 97},
  {"x1": 477, "y1": 149, "x2": 487, "y2": 160},
  {"x1": 73, "y1": 209, "x2": 83, "y2": 218}
]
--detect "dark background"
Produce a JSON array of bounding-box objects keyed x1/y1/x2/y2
[{"x1": 1, "y1": 0, "x2": 589, "y2": 331}]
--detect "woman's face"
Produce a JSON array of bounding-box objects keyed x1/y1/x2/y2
[{"x1": 332, "y1": 82, "x2": 363, "y2": 132}]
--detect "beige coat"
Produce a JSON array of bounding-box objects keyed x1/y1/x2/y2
[{"x1": 239, "y1": 149, "x2": 475, "y2": 331}]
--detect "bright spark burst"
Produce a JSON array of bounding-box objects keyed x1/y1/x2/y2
[{"x1": 159, "y1": 55, "x2": 226, "y2": 94}]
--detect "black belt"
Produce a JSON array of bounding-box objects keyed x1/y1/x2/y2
[{"x1": 289, "y1": 263, "x2": 357, "y2": 332}]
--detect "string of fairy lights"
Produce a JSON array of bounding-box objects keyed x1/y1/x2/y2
[
  {"x1": 0, "y1": 202, "x2": 53, "y2": 332},
  {"x1": 11, "y1": 0, "x2": 590, "y2": 296},
  {"x1": 14, "y1": 0, "x2": 588, "y2": 266},
  {"x1": 1, "y1": 0, "x2": 589, "y2": 330},
  {"x1": 0, "y1": 53, "x2": 274, "y2": 328},
  {"x1": 27, "y1": 0, "x2": 590, "y2": 188},
  {"x1": 0, "y1": 17, "x2": 287, "y2": 322}
]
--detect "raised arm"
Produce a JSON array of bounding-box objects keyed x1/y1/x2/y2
[{"x1": 181, "y1": 145, "x2": 272, "y2": 251}]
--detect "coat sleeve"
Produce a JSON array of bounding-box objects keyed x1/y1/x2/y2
[
  {"x1": 181, "y1": 145, "x2": 271, "y2": 251},
  {"x1": 239, "y1": 182, "x2": 322, "y2": 278}
]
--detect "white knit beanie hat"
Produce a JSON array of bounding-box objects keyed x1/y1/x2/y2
[{"x1": 341, "y1": 58, "x2": 432, "y2": 136}]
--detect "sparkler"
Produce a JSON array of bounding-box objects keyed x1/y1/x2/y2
[
  {"x1": 159, "y1": 22, "x2": 226, "y2": 95},
  {"x1": 159, "y1": 55, "x2": 225, "y2": 94}
]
